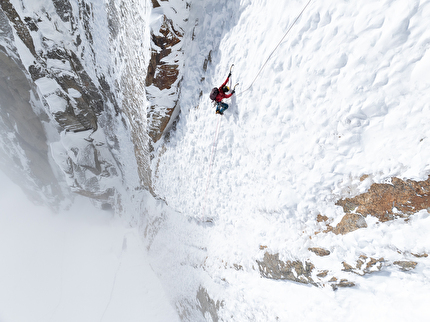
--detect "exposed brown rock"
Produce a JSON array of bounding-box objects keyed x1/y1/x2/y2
[
  {"x1": 412, "y1": 253, "x2": 428, "y2": 258},
  {"x1": 309, "y1": 247, "x2": 331, "y2": 257},
  {"x1": 151, "y1": 0, "x2": 161, "y2": 8},
  {"x1": 233, "y1": 264, "x2": 243, "y2": 271},
  {"x1": 146, "y1": 14, "x2": 184, "y2": 143},
  {"x1": 327, "y1": 276, "x2": 356, "y2": 290},
  {"x1": 360, "y1": 174, "x2": 370, "y2": 181},
  {"x1": 342, "y1": 262, "x2": 354, "y2": 271},
  {"x1": 316, "y1": 214, "x2": 329, "y2": 223},
  {"x1": 315, "y1": 214, "x2": 335, "y2": 234},
  {"x1": 342, "y1": 256, "x2": 384, "y2": 275},
  {"x1": 318, "y1": 176, "x2": 430, "y2": 237},
  {"x1": 393, "y1": 261, "x2": 417, "y2": 271},
  {"x1": 150, "y1": 0, "x2": 168, "y2": 8},
  {"x1": 336, "y1": 176, "x2": 430, "y2": 222},
  {"x1": 256, "y1": 252, "x2": 315, "y2": 285},
  {"x1": 145, "y1": 15, "x2": 182, "y2": 85},
  {"x1": 331, "y1": 279, "x2": 355, "y2": 291},
  {"x1": 317, "y1": 270, "x2": 329, "y2": 278},
  {"x1": 331, "y1": 213, "x2": 367, "y2": 235}
]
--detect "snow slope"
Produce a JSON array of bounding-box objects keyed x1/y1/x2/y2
[{"x1": 150, "y1": 0, "x2": 430, "y2": 320}]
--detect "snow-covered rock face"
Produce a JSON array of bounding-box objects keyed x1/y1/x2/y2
[
  {"x1": 0, "y1": 0, "x2": 157, "y2": 209},
  {"x1": 1, "y1": 0, "x2": 108, "y2": 133},
  {"x1": 0, "y1": 45, "x2": 65, "y2": 206},
  {"x1": 0, "y1": 0, "x2": 113, "y2": 209},
  {"x1": 0, "y1": 0, "x2": 189, "y2": 208},
  {"x1": 146, "y1": 0, "x2": 188, "y2": 144}
]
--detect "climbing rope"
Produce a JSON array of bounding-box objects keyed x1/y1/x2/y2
[
  {"x1": 238, "y1": 0, "x2": 313, "y2": 96},
  {"x1": 199, "y1": 0, "x2": 313, "y2": 218},
  {"x1": 201, "y1": 115, "x2": 222, "y2": 218}
]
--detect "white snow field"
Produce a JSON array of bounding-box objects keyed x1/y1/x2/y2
[{"x1": 150, "y1": 0, "x2": 430, "y2": 320}]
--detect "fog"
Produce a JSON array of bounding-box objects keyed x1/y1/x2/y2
[{"x1": 0, "y1": 170, "x2": 179, "y2": 322}]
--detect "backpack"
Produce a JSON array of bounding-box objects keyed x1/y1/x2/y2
[{"x1": 209, "y1": 87, "x2": 219, "y2": 101}]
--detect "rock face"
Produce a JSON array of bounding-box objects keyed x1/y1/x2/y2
[
  {"x1": 336, "y1": 176, "x2": 430, "y2": 222},
  {"x1": 0, "y1": 0, "x2": 148, "y2": 209},
  {"x1": 257, "y1": 252, "x2": 315, "y2": 285},
  {"x1": 256, "y1": 250, "x2": 417, "y2": 290},
  {"x1": 256, "y1": 252, "x2": 358, "y2": 290},
  {"x1": 145, "y1": 0, "x2": 188, "y2": 144},
  {"x1": 0, "y1": 48, "x2": 65, "y2": 206},
  {"x1": 317, "y1": 212, "x2": 367, "y2": 235},
  {"x1": 308, "y1": 247, "x2": 331, "y2": 256},
  {"x1": 196, "y1": 287, "x2": 222, "y2": 322},
  {"x1": 306, "y1": 176, "x2": 426, "y2": 292},
  {"x1": 1, "y1": 0, "x2": 108, "y2": 134},
  {"x1": 393, "y1": 260, "x2": 417, "y2": 271},
  {"x1": 316, "y1": 176, "x2": 430, "y2": 236},
  {"x1": 329, "y1": 278, "x2": 355, "y2": 291},
  {"x1": 330, "y1": 213, "x2": 368, "y2": 235},
  {"x1": 342, "y1": 256, "x2": 384, "y2": 276},
  {"x1": 0, "y1": 0, "x2": 190, "y2": 208}
]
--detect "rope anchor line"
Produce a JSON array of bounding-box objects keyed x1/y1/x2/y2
[
  {"x1": 238, "y1": 0, "x2": 313, "y2": 96},
  {"x1": 198, "y1": 0, "x2": 313, "y2": 218}
]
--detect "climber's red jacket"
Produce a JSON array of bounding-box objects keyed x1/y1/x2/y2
[{"x1": 215, "y1": 77, "x2": 233, "y2": 102}]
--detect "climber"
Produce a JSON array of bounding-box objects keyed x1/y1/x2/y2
[{"x1": 210, "y1": 72, "x2": 235, "y2": 115}]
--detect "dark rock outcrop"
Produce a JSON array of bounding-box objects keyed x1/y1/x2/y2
[
  {"x1": 342, "y1": 255, "x2": 384, "y2": 276},
  {"x1": 196, "y1": 287, "x2": 222, "y2": 322},
  {"x1": 256, "y1": 252, "x2": 359, "y2": 290},
  {"x1": 257, "y1": 252, "x2": 315, "y2": 285},
  {"x1": 308, "y1": 247, "x2": 331, "y2": 256},
  {"x1": 145, "y1": 1, "x2": 188, "y2": 144},
  {"x1": 318, "y1": 212, "x2": 367, "y2": 235},
  {"x1": 1, "y1": 0, "x2": 109, "y2": 135},
  {"x1": 316, "y1": 176, "x2": 430, "y2": 237},
  {"x1": 329, "y1": 278, "x2": 355, "y2": 291},
  {"x1": 333, "y1": 213, "x2": 367, "y2": 235},
  {"x1": 393, "y1": 260, "x2": 417, "y2": 271},
  {"x1": 0, "y1": 0, "x2": 37, "y2": 56},
  {"x1": 336, "y1": 176, "x2": 430, "y2": 222}
]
